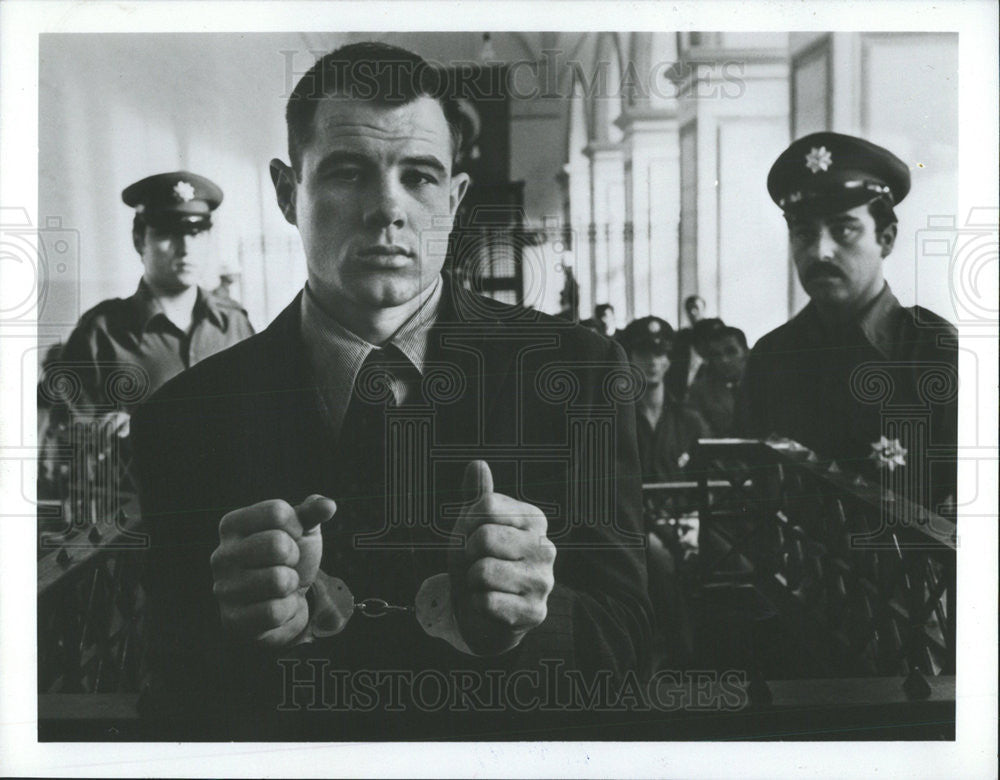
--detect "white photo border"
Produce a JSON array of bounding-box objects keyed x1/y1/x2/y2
[{"x1": 1, "y1": 1, "x2": 996, "y2": 777}]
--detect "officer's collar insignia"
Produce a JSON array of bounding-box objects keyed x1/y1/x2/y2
[
  {"x1": 869, "y1": 435, "x2": 907, "y2": 471},
  {"x1": 648, "y1": 320, "x2": 661, "y2": 334},
  {"x1": 805, "y1": 146, "x2": 833, "y2": 174},
  {"x1": 173, "y1": 180, "x2": 196, "y2": 202}
]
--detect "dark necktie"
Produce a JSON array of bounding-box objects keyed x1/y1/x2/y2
[{"x1": 326, "y1": 345, "x2": 421, "y2": 599}]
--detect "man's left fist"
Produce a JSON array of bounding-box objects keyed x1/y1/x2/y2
[{"x1": 449, "y1": 460, "x2": 556, "y2": 655}]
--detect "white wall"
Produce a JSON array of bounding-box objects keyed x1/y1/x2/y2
[
  {"x1": 676, "y1": 46, "x2": 791, "y2": 343},
  {"x1": 39, "y1": 32, "x2": 311, "y2": 339},
  {"x1": 38, "y1": 32, "x2": 959, "y2": 351},
  {"x1": 38, "y1": 31, "x2": 586, "y2": 343},
  {"x1": 789, "y1": 32, "x2": 960, "y2": 324}
]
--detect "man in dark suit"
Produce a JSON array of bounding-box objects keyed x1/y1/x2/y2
[{"x1": 131, "y1": 42, "x2": 652, "y2": 739}]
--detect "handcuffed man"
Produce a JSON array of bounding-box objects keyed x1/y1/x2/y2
[{"x1": 131, "y1": 43, "x2": 652, "y2": 739}]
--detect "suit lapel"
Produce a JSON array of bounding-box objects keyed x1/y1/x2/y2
[
  {"x1": 431, "y1": 275, "x2": 520, "y2": 443},
  {"x1": 237, "y1": 293, "x2": 339, "y2": 503}
]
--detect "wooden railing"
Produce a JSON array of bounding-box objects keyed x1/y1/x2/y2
[
  {"x1": 37, "y1": 494, "x2": 147, "y2": 698},
  {"x1": 686, "y1": 438, "x2": 955, "y2": 686},
  {"x1": 36, "y1": 437, "x2": 956, "y2": 739}
]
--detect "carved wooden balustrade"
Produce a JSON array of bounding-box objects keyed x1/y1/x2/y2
[
  {"x1": 688, "y1": 438, "x2": 955, "y2": 685},
  {"x1": 36, "y1": 436, "x2": 956, "y2": 739},
  {"x1": 37, "y1": 417, "x2": 148, "y2": 702}
]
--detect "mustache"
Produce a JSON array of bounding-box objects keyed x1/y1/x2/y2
[{"x1": 804, "y1": 264, "x2": 844, "y2": 282}]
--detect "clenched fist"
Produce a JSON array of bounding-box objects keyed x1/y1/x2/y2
[
  {"x1": 449, "y1": 461, "x2": 556, "y2": 655},
  {"x1": 210, "y1": 495, "x2": 336, "y2": 648}
]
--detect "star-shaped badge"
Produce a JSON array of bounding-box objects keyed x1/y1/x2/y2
[
  {"x1": 173, "y1": 180, "x2": 196, "y2": 202},
  {"x1": 869, "y1": 435, "x2": 907, "y2": 472},
  {"x1": 805, "y1": 146, "x2": 833, "y2": 174}
]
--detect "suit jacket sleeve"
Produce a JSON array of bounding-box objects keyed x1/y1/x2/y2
[
  {"x1": 131, "y1": 390, "x2": 281, "y2": 724},
  {"x1": 130, "y1": 322, "x2": 654, "y2": 726},
  {"x1": 500, "y1": 336, "x2": 654, "y2": 680}
]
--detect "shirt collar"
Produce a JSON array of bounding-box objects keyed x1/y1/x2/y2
[
  {"x1": 194, "y1": 286, "x2": 224, "y2": 329},
  {"x1": 301, "y1": 274, "x2": 441, "y2": 371},
  {"x1": 128, "y1": 279, "x2": 222, "y2": 331},
  {"x1": 854, "y1": 283, "x2": 903, "y2": 359},
  {"x1": 299, "y1": 275, "x2": 443, "y2": 436},
  {"x1": 128, "y1": 279, "x2": 162, "y2": 330},
  {"x1": 797, "y1": 282, "x2": 902, "y2": 359}
]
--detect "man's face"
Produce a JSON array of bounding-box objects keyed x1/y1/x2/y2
[
  {"x1": 629, "y1": 347, "x2": 670, "y2": 387},
  {"x1": 788, "y1": 203, "x2": 896, "y2": 308},
  {"x1": 704, "y1": 335, "x2": 747, "y2": 383},
  {"x1": 274, "y1": 95, "x2": 469, "y2": 311},
  {"x1": 599, "y1": 308, "x2": 617, "y2": 332},
  {"x1": 139, "y1": 225, "x2": 209, "y2": 293},
  {"x1": 685, "y1": 298, "x2": 704, "y2": 324}
]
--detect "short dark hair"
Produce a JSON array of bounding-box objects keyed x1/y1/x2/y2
[
  {"x1": 684, "y1": 294, "x2": 705, "y2": 309},
  {"x1": 132, "y1": 214, "x2": 146, "y2": 254},
  {"x1": 132, "y1": 213, "x2": 210, "y2": 254},
  {"x1": 285, "y1": 42, "x2": 464, "y2": 176},
  {"x1": 784, "y1": 194, "x2": 899, "y2": 235},
  {"x1": 707, "y1": 325, "x2": 748, "y2": 351},
  {"x1": 692, "y1": 317, "x2": 725, "y2": 348},
  {"x1": 867, "y1": 194, "x2": 899, "y2": 234},
  {"x1": 595, "y1": 303, "x2": 615, "y2": 319}
]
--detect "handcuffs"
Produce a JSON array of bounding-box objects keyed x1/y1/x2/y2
[{"x1": 298, "y1": 570, "x2": 475, "y2": 655}]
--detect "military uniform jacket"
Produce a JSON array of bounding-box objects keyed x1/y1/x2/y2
[
  {"x1": 130, "y1": 278, "x2": 653, "y2": 739},
  {"x1": 57, "y1": 280, "x2": 254, "y2": 414},
  {"x1": 635, "y1": 395, "x2": 710, "y2": 482},
  {"x1": 738, "y1": 284, "x2": 958, "y2": 512}
]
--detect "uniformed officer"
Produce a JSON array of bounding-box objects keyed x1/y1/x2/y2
[
  {"x1": 620, "y1": 315, "x2": 706, "y2": 666},
  {"x1": 738, "y1": 132, "x2": 958, "y2": 514},
  {"x1": 687, "y1": 325, "x2": 748, "y2": 437},
  {"x1": 621, "y1": 315, "x2": 709, "y2": 482},
  {"x1": 54, "y1": 171, "x2": 255, "y2": 424}
]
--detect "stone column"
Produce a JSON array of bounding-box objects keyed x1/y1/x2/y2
[
  {"x1": 617, "y1": 107, "x2": 681, "y2": 321},
  {"x1": 585, "y1": 141, "x2": 626, "y2": 317}
]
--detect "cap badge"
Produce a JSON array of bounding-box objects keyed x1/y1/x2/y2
[
  {"x1": 805, "y1": 146, "x2": 833, "y2": 174},
  {"x1": 648, "y1": 320, "x2": 661, "y2": 334},
  {"x1": 869, "y1": 435, "x2": 907, "y2": 472},
  {"x1": 173, "y1": 180, "x2": 196, "y2": 202}
]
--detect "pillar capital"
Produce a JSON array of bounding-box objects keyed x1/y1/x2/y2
[
  {"x1": 614, "y1": 105, "x2": 678, "y2": 135},
  {"x1": 583, "y1": 141, "x2": 623, "y2": 162}
]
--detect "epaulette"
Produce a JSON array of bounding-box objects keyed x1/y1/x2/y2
[
  {"x1": 908, "y1": 305, "x2": 958, "y2": 336},
  {"x1": 70, "y1": 296, "x2": 130, "y2": 330},
  {"x1": 208, "y1": 293, "x2": 250, "y2": 316}
]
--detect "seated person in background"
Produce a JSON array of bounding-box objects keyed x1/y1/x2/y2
[
  {"x1": 621, "y1": 316, "x2": 707, "y2": 668},
  {"x1": 687, "y1": 325, "x2": 748, "y2": 437},
  {"x1": 581, "y1": 302, "x2": 619, "y2": 339},
  {"x1": 665, "y1": 316, "x2": 725, "y2": 402},
  {"x1": 621, "y1": 316, "x2": 710, "y2": 482},
  {"x1": 668, "y1": 295, "x2": 704, "y2": 398}
]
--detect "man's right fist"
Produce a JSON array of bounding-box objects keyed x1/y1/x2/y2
[{"x1": 210, "y1": 495, "x2": 336, "y2": 649}]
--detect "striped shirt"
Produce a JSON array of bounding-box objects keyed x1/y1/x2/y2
[{"x1": 299, "y1": 275, "x2": 442, "y2": 441}]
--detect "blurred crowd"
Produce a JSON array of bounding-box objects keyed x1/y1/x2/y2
[{"x1": 582, "y1": 295, "x2": 748, "y2": 484}]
